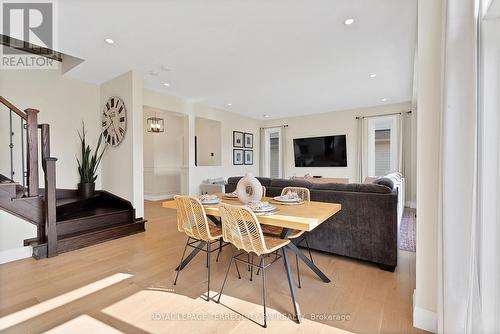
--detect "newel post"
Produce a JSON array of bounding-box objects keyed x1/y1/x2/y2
[
  {"x1": 25, "y1": 108, "x2": 39, "y2": 197},
  {"x1": 44, "y1": 157, "x2": 58, "y2": 257}
]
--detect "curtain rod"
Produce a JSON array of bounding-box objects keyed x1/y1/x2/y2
[
  {"x1": 355, "y1": 110, "x2": 412, "y2": 120},
  {"x1": 259, "y1": 125, "x2": 289, "y2": 130}
]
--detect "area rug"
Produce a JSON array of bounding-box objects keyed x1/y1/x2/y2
[{"x1": 399, "y1": 208, "x2": 416, "y2": 252}]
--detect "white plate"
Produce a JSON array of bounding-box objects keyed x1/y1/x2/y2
[
  {"x1": 223, "y1": 193, "x2": 238, "y2": 198},
  {"x1": 201, "y1": 199, "x2": 220, "y2": 205},
  {"x1": 273, "y1": 196, "x2": 301, "y2": 203}
]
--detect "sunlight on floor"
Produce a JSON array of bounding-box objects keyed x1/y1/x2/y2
[
  {"x1": 43, "y1": 315, "x2": 124, "y2": 334},
  {"x1": 0, "y1": 273, "x2": 133, "y2": 331},
  {"x1": 102, "y1": 289, "x2": 354, "y2": 333}
]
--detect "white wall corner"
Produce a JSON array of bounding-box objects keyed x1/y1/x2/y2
[
  {"x1": 413, "y1": 290, "x2": 438, "y2": 333},
  {"x1": 0, "y1": 246, "x2": 33, "y2": 264}
]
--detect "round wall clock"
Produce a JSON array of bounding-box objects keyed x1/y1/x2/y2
[{"x1": 102, "y1": 96, "x2": 127, "y2": 147}]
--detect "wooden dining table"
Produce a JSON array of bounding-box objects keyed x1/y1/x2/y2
[{"x1": 162, "y1": 195, "x2": 341, "y2": 322}]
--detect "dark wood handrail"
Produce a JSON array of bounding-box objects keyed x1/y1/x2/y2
[{"x1": 0, "y1": 96, "x2": 27, "y2": 120}]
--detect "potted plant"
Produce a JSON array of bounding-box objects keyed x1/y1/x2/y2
[{"x1": 77, "y1": 122, "x2": 106, "y2": 198}]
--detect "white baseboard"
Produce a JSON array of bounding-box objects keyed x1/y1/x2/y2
[
  {"x1": 406, "y1": 201, "x2": 417, "y2": 208},
  {"x1": 0, "y1": 246, "x2": 33, "y2": 264},
  {"x1": 144, "y1": 193, "x2": 177, "y2": 201},
  {"x1": 413, "y1": 290, "x2": 437, "y2": 333}
]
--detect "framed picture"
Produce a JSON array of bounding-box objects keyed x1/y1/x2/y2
[
  {"x1": 244, "y1": 133, "x2": 253, "y2": 148},
  {"x1": 233, "y1": 131, "x2": 244, "y2": 147},
  {"x1": 244, "y1": 150, "x2": 253, "y2": 165},
  {"x1": 233, "y1": 149, "x2": 244, "y2": 165}
]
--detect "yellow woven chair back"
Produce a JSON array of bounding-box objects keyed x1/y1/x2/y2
[
  {"x1": 219, "y1": 203, "x2": 269, "y2": 256},
  {"x1": 281, "y1": 187, "x2": 310, "y2": 201},
  {"x1": 174, "y1": 195, "x2": 213, "y2": 241}
]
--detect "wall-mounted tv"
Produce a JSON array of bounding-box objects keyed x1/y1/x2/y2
[{"x1": 293, "y1": 135, "x2": 347, "y2": 167}]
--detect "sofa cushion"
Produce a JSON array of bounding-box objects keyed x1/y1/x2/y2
[
  {"x1": 312, "y1": 182, "x2": 392, "y2": 194},
  {"x1": 227, "y1": 176, "x2": 243, "y2": 185},
  {"x1": 374, "y1": 177, "x2": 395, "y2": 190},
  {"x1": 270, "y1": 178, "x2": 313, "y2": 189}
]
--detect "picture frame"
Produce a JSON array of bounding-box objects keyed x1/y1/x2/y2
[
  {"x1": 244, "y1": 133, "x2": 253, "y2": 148},
  {"x1": 244, "y1": 150, "x2": 253, "y2": 165},
  {"x1": 233, "y1": 149, "x2": 244, "y2": 165},
  {"x1": 233, "y1": 131, "x2": 244, "y2": 147}
]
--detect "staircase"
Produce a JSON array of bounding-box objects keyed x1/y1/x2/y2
[{"x1": 0, "y1": 96, "x2": 146, "y2": 259}]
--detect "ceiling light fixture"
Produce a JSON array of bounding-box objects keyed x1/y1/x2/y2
[
  {"x1": 104, "y1": 38, "x2": 115, "y2": 44},
  {"x1": 381, "y1": 98, "x2": 388, "y2": 102},
  {"x1": 344, "y1": 18, "x2": 355, "y2": 25},
  {"x1": 369, "y1": 74, "x2": 377, "y2": 78},
  {"x1": 263, "y1": 114, "x2": 270, "y2": 118},
  {"x1": 227, "y1": 103, "x2": 232, "y2": 107},
  {"x1": 162, "y1": 82, "x2": 170, "y2": 87}
]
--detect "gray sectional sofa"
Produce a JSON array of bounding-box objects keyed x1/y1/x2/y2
[{"x1": 225, "y1": 176, "x2": 398, "y2": 271}]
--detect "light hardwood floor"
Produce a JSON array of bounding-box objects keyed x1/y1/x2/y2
[{"x1": 0, "y1": 201, "x2": 428, "y2": 334}]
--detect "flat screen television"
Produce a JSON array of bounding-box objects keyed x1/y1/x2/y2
[{"x1": 293, "y1": 135, "x2": 347, "y2": 167}]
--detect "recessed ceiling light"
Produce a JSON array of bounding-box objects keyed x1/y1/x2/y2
[
  {"x1": 104, "y1": 38, "x2": 115, "y2": 44},
  {"x1": 227, "y1": 103, "x2": 232, "y2": 107},
  {"x1": 369, "y1": 74, "x2": 377, "y2": 78},
  {"x1": 344, "y1": 18, "x2": 355, "y2": 25},
  {"x1": 381, "y1": 98, "x2": 388, "y2": 102},
  {"x1": 263, "y1": 114, "x2": 270, "y2": 118},
  {"x1": 162, "y1": 82, "x2": 170, "y2": 87}
]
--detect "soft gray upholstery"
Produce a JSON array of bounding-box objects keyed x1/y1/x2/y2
[{"x1": 225, "y1": 176, "x2": 398, "y2": 271}]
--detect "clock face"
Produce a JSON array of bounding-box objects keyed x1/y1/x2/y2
[{"x1": 102, "y1": 96, "x2": 127, "y2": 147}]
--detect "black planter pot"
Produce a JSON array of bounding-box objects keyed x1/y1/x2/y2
[{"x1": 78, "y1": 182, "x2": 95, "y2": 198}]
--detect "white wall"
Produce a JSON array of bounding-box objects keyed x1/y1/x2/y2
[
  {"x1": 144, "y1": 90, "x2": 260, "y2": 196},
  {"x1": 100, "y1": 71, "x2": 144, "y2": 217},
  {"x1": 143, "y1": 107, "x2": 184, "y2": 199},
  {"x1": 0, "y1": 211, "x2": 36, "y2": 263},
  {"x1": 0, "y1": 66, "x2": 101, "y2": 189},
  {"x1": 413, "y1": 0, "x2": 443, "y2": 332},
  {"x1": 261, "y1": 102, "x2": 414, "y2": 197},
  {"x1": 195, "y1": 117, "x2": 222, "y2": 166}
]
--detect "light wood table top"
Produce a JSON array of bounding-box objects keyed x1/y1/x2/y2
[{"x1": 162, "y1": 195, "x2": 341, "y2": 232}]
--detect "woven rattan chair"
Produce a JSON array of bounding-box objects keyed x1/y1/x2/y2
[
  {"x1": 260, "y1": 187, "x2": 313, "y2": 288},
  {"x1": 216, "y1": 203, "x2": 290, "y2": 328},
  {"x1": 173, "y1": 195, "x2": 229, "y2": 301}
]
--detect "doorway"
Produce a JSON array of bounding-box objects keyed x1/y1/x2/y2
[{"x1": 262, "y1": 127, "x2": 282, "y2": 178}]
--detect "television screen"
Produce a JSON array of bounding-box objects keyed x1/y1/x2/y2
[{"x1": 293, "y1": 135, "x2": 347, "y2": 167}]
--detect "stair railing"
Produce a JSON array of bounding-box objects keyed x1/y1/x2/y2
[{"x1": 1, "y1": 96, "x2": 58, "y2": 256}]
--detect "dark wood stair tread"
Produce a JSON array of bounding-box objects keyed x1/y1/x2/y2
[{"x1": 57, "y1": 206, "x2": 131, "y2": 222}]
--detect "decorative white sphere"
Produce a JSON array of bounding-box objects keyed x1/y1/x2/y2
[{"x1": 236, "y1": 173, "x2": 263, "y2": 204}]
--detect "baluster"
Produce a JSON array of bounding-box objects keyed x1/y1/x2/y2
[
  {"x1": 44, "y1": 157, "x2": 57, "y2": 257},
  {"x1": 25, "y1": 108, "x2": 39, "y2": 197}
]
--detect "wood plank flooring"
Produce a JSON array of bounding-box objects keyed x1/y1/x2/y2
[{"x1": 0, "y1": 201, "x2": 428, "y2": 334}]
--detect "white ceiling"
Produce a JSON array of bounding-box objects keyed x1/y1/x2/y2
[{"x1": 58, "y1": 0, "x2": 417, "y2": 119}]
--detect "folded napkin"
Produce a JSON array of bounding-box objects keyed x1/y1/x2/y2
[
  {"x1": 248, "y1": 201, "x2": 270, "y2": 211},
  {"x1": 199, "y1": 194, "x2": 219, "y2": 202},
  {"x1": 282, "y1": 190, "x2": 300, "y2": 200}
]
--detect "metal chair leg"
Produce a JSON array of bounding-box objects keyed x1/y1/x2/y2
[
  {"x1": 247, "y1": 254, "x2": 251, "y2": 271},
  {"x1": 296, "y1": 254, "x2": 301, "y2": 288},
  {"x1": 173, "y1": 237, "x2": 190, "y2": 285},
  {"x1": 216, "y1": 238, "x2": 223, "y2": 262},
  {"x1": 256, "y1": 257, "x2": 263, "y2": 276},
  {"x1": 261, "y1": 256, "x2": 267, "y2": 328},
  {"x1": 250, "y1": 254, "x2": 254, "y2": 281},
  {"x1": 234, "y1": 259, "x2": 242, "y2": 279},
  {"x1": 217, "y1": 248, "x2": 236, "y2": 303},
  {"x1": 206, "y1": 241, "x2": 211, "y2": 301}
]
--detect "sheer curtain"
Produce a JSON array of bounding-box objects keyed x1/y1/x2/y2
[{"x1": 436, "y1": 0, "x2": 499, "y2": 332}]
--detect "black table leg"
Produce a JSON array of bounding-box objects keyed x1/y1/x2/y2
[
  {"x1": 207, "y1": 215, "x2": 221, "y2": 226},
  {"x1": 282, "y1": 247, "x2": 302, "y2": 323},
  {"x1": 280, "y1": 228, "x2": 331, "y2": 283},
  {"x1": 175, "y1": 241, "x2": 207, "y2": 271}
]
